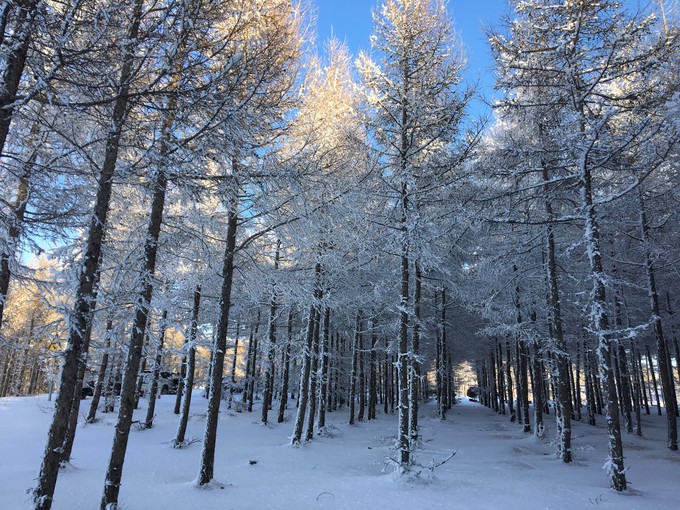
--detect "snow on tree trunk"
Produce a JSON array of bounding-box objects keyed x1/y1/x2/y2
[
  {"x1": 197, "y1": 206, "x2": 238, "y2": 485},
  {"x1": 144, "y1": 311, "x2": 168, "y2": 429},
  {"x1": 32, "y1": 2, "x2": 145, "y2": 507},
  {"x1": 277, "y1": 310, "x2": 293, "y2": 424},
  {"x1": 262, "y1": 241, "x2": 281, "y2": 425},
  {"x1": 291, "y1": 263, "x2": 321, "y2": 444},
  {"x1": 580, "y1": 146, "x2": 626, "y2": 491},
  {"x1": 174, "y1": 286, "x2": 200, "y2": 447},
  {"x1": 638, "y1": 187, "x2": 678, "y2": 450}
]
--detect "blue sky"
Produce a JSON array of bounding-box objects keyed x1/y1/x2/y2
[
  {"x1": 314, "y1": 0, "x2": 653, "y2": 119},
  {"x1": 314, "y1": 0, "x2": 511, "y2": 118}
]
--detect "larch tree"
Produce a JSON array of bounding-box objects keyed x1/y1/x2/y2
[
  {"x1": 196, "y1": 0, "x2": 304, "y2": 487},
  {"x1": 357, "y1": 0, "x2": 469, "y2": 470},
  {"x1": 486, "y1": 0, "x2": 678, "y2": 490}
]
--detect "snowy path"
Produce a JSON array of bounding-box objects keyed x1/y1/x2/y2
[{"x1": 1, "y1": 394, "x2": 679, "y2": 509}]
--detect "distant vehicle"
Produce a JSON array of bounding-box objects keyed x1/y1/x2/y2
[
  {"x1": 140, "y1": 371, "x2": 181, "y2": 396},
  {"x1": 466, "y1": 386, "x2": 479, "y2": 400},
  {"x1": 81, "y1": 380, "x2": 95, "y2": 398}
]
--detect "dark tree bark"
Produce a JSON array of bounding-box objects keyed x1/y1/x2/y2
[
  {"x1": 317, "y1": 307, "x2": 331, "y2": 430},
  {"x1": 639, "y1": 189, "x2": 677, "y2": 450},
  {"x1": 101, "y1": 166, "x2": 170, "y2": 507},
  {"x1": 197, "y1": 205, "x2": 238, "y2": 485},
  {"x1": 544, "y1": 229, "x2": 572, "y2": 461},
  {"x1": 101, "y1": 59, "x2": 183, "y2": 502},
  {"x1": 575, "y1": 341, "x2": 582, "y2": 422},
  {"x1": 144, "y1": 311, "x2": 168, "y2": 429},
  {"x1": 408, "y1": 261, "x2": 422, "y2": 438},
  {"x1": 666, "y1": 292, "x2": 680, "y2": 403},
  {"x1": 532, "y1": 344, "x2": 544, "y2": 437},
  {"x1": 348, "y1": 312, "x2": 360, "y2": 426},
  {"x1": 580, "y1": 151, "x2": 626, "y2": 490},
  {"x1": 262, "y1": 241, "x2": 281, "y2": 424},
  {"x1": 291, "y1": 262, "x2": 321, "y2": 444},
  {"x1": 505, "y1": 339, "x2": 515, "y2": 422},
  {"x1": 0, "y1": 0, "x2": 39, "y2": 160},
  {"x1": 583, "y1": 338, "x2": 597, "y2": 426},
  {"x1": 514, "y1": 340, "x2": 523, "y2": 425},
  {"x1": 103, "y1": 353, "x2": 119, "y2": 414},
  {"x1": 61, "y1": 255, "x2": 104, "y2": 463},
  {"x1": 496, "y1": 341, "x2": 506, "y2": 415},
  {"x1": 227, "y1": 323, "x2": 240, "y2": 409},
  {"x1": 384, "y1": 337, "x2": 390, "y2": 416},
  {"x1": 438, "y1": 288, "x2": 448, "y2": 419},
  {"x1": 368, "y1": 323, "x2": 378, "y2": 421},
  {"x1": 304, "y1": 296, "x2": 322, "y2": 441},
  {"x1": 518, "y1": 340, "x2": 530, "y2": 433},
  {"x1": 646, "y1": 345, "x2": 662, "y2": 416},
  {"x1": 60, "y1": 318, "x2": 92, "y2": 459},
  {"x1": 357, "y1": 320, "x2": 366, "y2": 423},
  {"x1": 134, "y1": 356, "x2": 148, "y2": 410},
  {"x1": 174, "y1": 285, "x2": 201, "y2": 447},
  {"x1": 636, "y1": 343, "x2": 651, "y2": 415},
  {"x1": 616, "y1": 342, "x2": 633, "y2": 434},
  {"x1": 247, "y1": 311, "x2": 261, "y2": 413},
  {"x1": 0, "y1": 129, "x2": 32, "y2": 330},
  {"x1": 33, "y1": 2, "x2": 145, "y2": 507},
  {"x1": 277, "y1": 310, "x2": 293, "y2": 423},
  {"x1": 243, "y1": 328, "x2": 254, "y2": 403},
  {"x1": 630, "y1": 340, "x2": 643, "y2": 436}
]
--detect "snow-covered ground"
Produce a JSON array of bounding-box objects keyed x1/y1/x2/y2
[{"x1": 1, "y1": 392, "x2": 678, "y2": 509}]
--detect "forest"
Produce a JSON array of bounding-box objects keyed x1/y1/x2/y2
[{"x1": 0, "y1": 1, "x2": 678, "y2": 509}]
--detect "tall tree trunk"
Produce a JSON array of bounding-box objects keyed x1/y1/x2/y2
[
  {"x1": 646, "y1": 345, "x2": 662, "y2": 416},
  {"x1": 514, "y1": 339, "x2": 523, "y2": 425},
  {"x1": 368, "y1": 323, "x2": 378, "y2": 421},
  {"x1": 580, "y1": 153, "x2": 626, "y2": 490},
  {"x1": 227, "y1": 323, "x2": 239, "y2": 409},
  {"x1": 584, "y1": 337, "x2": 597, "y2": 426},
  {"x1": 317, "y1": 308, "x2": 331, "y2": 430},
  {"x1": 636, "y1": 342, "x2": 651, "y2": 415},
  {"x1": 666, "y1": 292, "x2": 680, "y2": 403},
  {"x1": 630, "y1": 340, "x2": 643, "y2": 436},
  {"x1": 638, "y1": 189, "x2": 678, "y2": 449},
  {"x1": 247, "y1": 312, "x2": 261, "y2": 413},
  {"x1": 397, "y1": 182, "x2": 410, "y2": 468},
  {"x1": 262, "y1": 241, "x2": 281, "y2": 424},
  {"x1": 574, "y1": 341, "x2": 582, "y2": 421},
  {"x1": 617, "y1": 343, "x2": 633, "y2": 434},
  {"x1": 348, "y1": 312, "x2": 360, "y2": 426},
  {"x1": 277, "y1": 310, "x2": 293, "y2": 424},
  {"x1": 518, "y1": 340, "x2": 530, "y2": 432},
  {"x1": 532, "y1": 343, "x2": 544, "y2": 437},
  {"x1": 357, "y1": 320, "x2": 366, "y2": 422},
  {"x1": 437, "y1": 288, "x2": 448, "y2": 419},
  {"x1": 497, "y1": 341, "x2": 506, "y2": 415},
  {"x1": 0, "y1": 0, "x2": 39, "y2": 160},
  {"x1": 101, "y1": 63, "x2": 182, "y2": 504},
  {"x1": 197, "y1": 204, "x2": 238, "y2": 485},
  {"x1": 291, "y1": 262, "x2": 321, "y2": 444},
  {"x1": 174, "y1": 285, "x2": 201, "y2": 447},
  {"x1": 542, "y1": 163, "x2": 572, "y2": 462},
  {"x1": 304, "y1": 295, "x2": 322, "y2": 441},
  {"x1": 408, "y1": 261, "x2": 421, "y2": 439},
  {"x1": 506, "y1": 339, "x2": 515, "y2": 422},
  {"x1": 0, "y1": 118, "x2": 34, "y2": 330},
  {"x1": 384, "y1": 337, "x2": 390, "y2": 415},
  {"x1": 143, "y1": 311, "x2": 168, "y2": 429},
  {"x1": 490, "y1": 347, "x2": 499, "y2": 413},
  {"x1": 33, "y1": 2, "x2": 144, "y2": 506},
  {"x1": 61, "y1": 290, "x2": 98, "y2": 462}
]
